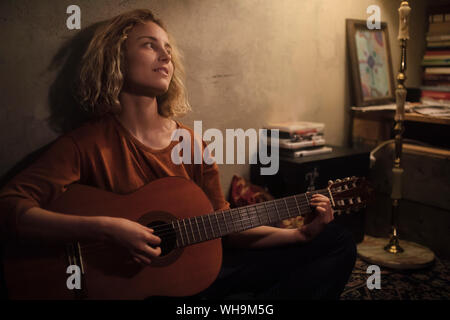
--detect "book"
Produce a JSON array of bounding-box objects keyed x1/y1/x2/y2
[
  {"x1": 280, "y1": 146, "x2": 333, "y2": 158},
  {"x1": 421, "y1": 90, "x2": 450, "y2": 100},
  {"x1": 428, "y1": 21, "x2": 450, "y2": 34},
  {"x1": 267, "y1": 137, "x2": 326, "y2": 150},
  {"x1": 423, "y1": 80, "x2": 450, "y2": 87},
  {"x1": 427, "y1": 40, "x2": 450, "y2": 48},
  {"x1": 431, "y1": 13, "x2": 445, "y2": 23},
  {"x1": 411, "y1": 105, "x2": 450, "y2": 117},
  {"x1": 422, "y1": 59, "x2": 450, "y2": 66},
  {"x1": 425, "y1": 50, "x2": 450, "y2": 56},
  {"x1": 265, "y1": 121, "x2": 325, "y2": 140},
  {"x1": 423, "y1": 73, "x2": 450, "y2": 81},
  {"x1": 266, "y1": 121, "x2": 324, "y2": 133},
  {"x1": 426, "y1": 34, "x2": 450, "y2": 42},
  {"x1": 420, "y1": 86, "x2": 450, "y2": 92},
  {"x1": 423, "y1": 54, "x2": 450, "y2": 60},
  {"x1": 421, "y1": 96, "x2": 450, "y2": 106},
  {"x1": 424, "y1": 67, "x2": 450, "y2": 75}
]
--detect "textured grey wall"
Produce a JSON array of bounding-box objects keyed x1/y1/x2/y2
[{"x1": 0, "y1": 0, "x2": 432, "y2": 198}]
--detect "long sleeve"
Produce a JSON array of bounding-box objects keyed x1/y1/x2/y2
[
  {"x1": 199, "y1": 139, "x2": 230, "y2": 212},
  {"x1": 0, "y1": 135, "x2": 81, "y2": 242}
]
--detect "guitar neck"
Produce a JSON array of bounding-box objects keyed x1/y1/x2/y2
[{"x1": 173, "y1": 188, "x2": 332, "y2": 248}]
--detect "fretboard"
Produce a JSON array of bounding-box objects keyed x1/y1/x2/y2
[{"x1": 172, "y1": 188, "x2": 331, "y2": 248}]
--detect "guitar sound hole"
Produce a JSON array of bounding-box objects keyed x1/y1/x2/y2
[{"x1": 147, "y1": 220, "x2": 176, "y2": 257}]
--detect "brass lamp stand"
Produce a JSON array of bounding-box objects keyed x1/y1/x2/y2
[{"x1": 357, "y1": 1, "x2": 435, "y2": 270}]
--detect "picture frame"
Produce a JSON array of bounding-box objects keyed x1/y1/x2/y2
[{"x1": 346, "y1": 19, "x2": 395, "y2": 107}]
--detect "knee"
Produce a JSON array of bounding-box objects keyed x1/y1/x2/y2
[{"x1": 324, "y1": 223, "x2": 357, "y2": 265}]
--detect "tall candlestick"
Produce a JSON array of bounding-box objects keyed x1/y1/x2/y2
[{"x1": 384, "y1": 1, "x2": 411, "y2": 254}]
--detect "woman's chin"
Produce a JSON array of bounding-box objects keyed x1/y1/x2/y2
[{"x1": 149, "y1": 82, "x2": 170, "y2": 96}]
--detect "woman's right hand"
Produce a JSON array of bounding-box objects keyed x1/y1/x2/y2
[{"x1": 101, "y1": 217, "x2": 162, "y2": 265}]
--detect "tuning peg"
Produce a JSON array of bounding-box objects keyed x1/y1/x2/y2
[
  {"x1": 336, "y1": 179, "x2": 342, "y2": 183},
  {"x1": 348, "y1": 198, "x2": 354, "y2": 205},
  {"x1": 328, "y1": 180, "x2": 333, "y2": 186}
]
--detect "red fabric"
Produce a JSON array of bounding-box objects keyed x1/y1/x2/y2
[{"x1": 228, "y1": 175, "x2": 303, "y2": 229}]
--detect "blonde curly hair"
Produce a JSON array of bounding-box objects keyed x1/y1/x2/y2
[{"x1": 76, "y1": 9, "x2": 191, "y2": 118}]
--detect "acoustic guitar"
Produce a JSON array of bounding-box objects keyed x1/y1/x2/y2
[{"x1": 3, "y1": 176, "x2": 371, "y2": 299}]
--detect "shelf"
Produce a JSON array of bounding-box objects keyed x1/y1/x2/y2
[{"x1": 351, "y1": 109, "x2": 450, "y2": 126}]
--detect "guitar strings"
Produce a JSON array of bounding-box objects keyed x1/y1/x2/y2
[
  {"x1": 80, "y1": 190, "x2": 326, "y2": 245},
  {"x1": 78, "y1": 189, "x2": 353, "y2": 252},
  {"x1": 145, "y1": 186, "x2": 360, "y2": 243},
  {"x1": 85, "y1": 184, "x2": 363, "y2": 252},
  {"x1": 152, "y1": 200, "x2": 328, "y2": 241},
  {"x1": 143, "y1": 189, "x2": 332, "y2": 237},
  {"x1": 80, "y1": 200, "x2": 361, "y2": 254},
  {"x1": 80, "y1": 188, "x2": 346, "y2": 250},
  {"x1": 79, "y1": 199, "x2": 319, "y2": 252}
]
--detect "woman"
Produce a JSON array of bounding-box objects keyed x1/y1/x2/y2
[{"x1": 0, "y1": 9, "x2": 355, "y2": 299}]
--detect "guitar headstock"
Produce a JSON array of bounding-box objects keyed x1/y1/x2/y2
[{"x1": 328, "y1": 177, "x2": 374, "y2": 215}]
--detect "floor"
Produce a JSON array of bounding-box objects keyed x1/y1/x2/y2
[{"x1": 340, "y1": 256, "x2": 450, "y2": 300}]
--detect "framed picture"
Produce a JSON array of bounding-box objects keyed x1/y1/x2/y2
[{"x1": 346, "y1": 19, "x2": 395, "y2": 107}]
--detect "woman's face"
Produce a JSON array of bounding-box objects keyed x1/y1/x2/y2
[{"x1": 123, "y1": 21, "x2": 174, "y2": 96}]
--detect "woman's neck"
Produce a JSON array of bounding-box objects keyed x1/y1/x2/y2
[{"x1": 117, "y1": 92, "x2": 174, "y2": 140}]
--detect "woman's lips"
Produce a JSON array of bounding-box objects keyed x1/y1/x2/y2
[{"x1": 153, "y1": 68, "x2": 169, "y2": 77}]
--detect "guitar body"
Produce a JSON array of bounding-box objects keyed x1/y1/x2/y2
[{"x1": 3, "y1": 176, "x2": 222, "y2": 299}]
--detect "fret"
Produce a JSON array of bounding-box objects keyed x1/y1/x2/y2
[
  {"x1": 207, "y1": 214, "x2": 216, "y2": 238},
  {"x1": 215, "y1": 213, "x2": 222, "y2": 237},
  {"x1": 293, "y1": 195, "x2": 302, "y2": 217},
  {"x1": 239, "y1": 209, "x2": 247, "y2": 230},
  {"x1": 305, "y1": 192, "x2": 310, "y2": 208},
  {"x1": 244, "y1": 206, "x2": 252, "y2": 227},
  {"x1": 200, "y1": 215, "x2": 208, "y2": 240},
  {"x1": 230, "y1": 209, "x2": 237, "y2": 233},
  {"x1": 222, "y1": 211, "x2": 229, "y2": 233},
  {"x1": 260, "y1": 202, "x2": 268, "y2": 225},
  {"x1": 327, "y1": 188, "x2": 336, "y2": 208},
  {"x1": 245, "y1": 206, "x2": 253, "y2": 229},
  {"x1": 275, "y1": 201, "x2": 282, "y2": 220},
  {"x1": 267, "y1": 201, "x2": 279, "y2": 221},
  {"x1": 177, "y1": 220, "x2": 185, "y2": 247},
  {"x1": 188, "y1": 218, "x2": 196, "y2": 242},
  {"x1": 194, "y1": 216, "x2": 202, "y2": 242},
  {"x1": 241, "y1": 207, "x2": 249, "y2": 229},
  {"x1": 182, "y1": 219, "x2": 190, "y2": 245},
  {"x1": 255, "y1": 204, "x2": 263, "y2": 226},
  {"x1": 237, "y1": 208, "x2": 246, "y2": 231},
  {"x1": 265, "y1": 203, "x2": 272, "y2": 224},
  {"x1": 171, "y1": 221, "x2": 180, "y2": 248},
  {"x1": 283, "y1": 198, "x2": 291, "y2": 218}
]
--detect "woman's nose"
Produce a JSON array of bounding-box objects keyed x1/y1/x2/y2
[{"x1": 159, "y1": 48, "x2": 171, "y2": 61}]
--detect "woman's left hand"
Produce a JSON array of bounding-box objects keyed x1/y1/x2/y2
[{"x1": 299, "y1": 193, "x2": 334, "y2": 241}]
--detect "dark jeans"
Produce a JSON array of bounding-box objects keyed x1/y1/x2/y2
[{"x1": 194, "y1": 221, "x2": 357, "y2": 300}]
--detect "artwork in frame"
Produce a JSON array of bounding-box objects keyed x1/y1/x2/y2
[{"x1": 346, "y1": 19, "x2": 395, "y2": 107}]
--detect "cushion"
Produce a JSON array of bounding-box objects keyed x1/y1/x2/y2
[{"x1": 228, "y1": 175, "x2": 303, "y2": 229}]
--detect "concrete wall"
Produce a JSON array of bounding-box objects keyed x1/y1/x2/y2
[{"x1": 0, "y1": 0, "x2": 436, "y2": 197}]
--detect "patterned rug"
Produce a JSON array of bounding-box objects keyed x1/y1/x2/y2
[{"x1": 341, "y1": 256, "x2": 450, "y2": 300}]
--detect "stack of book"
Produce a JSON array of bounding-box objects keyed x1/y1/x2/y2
[
  {"x1": 265, "y1": 121, "x2": 332, "y2": 158},
  {"x1": 422, "y1": 8, "x2": 450, "y2": 106}
]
